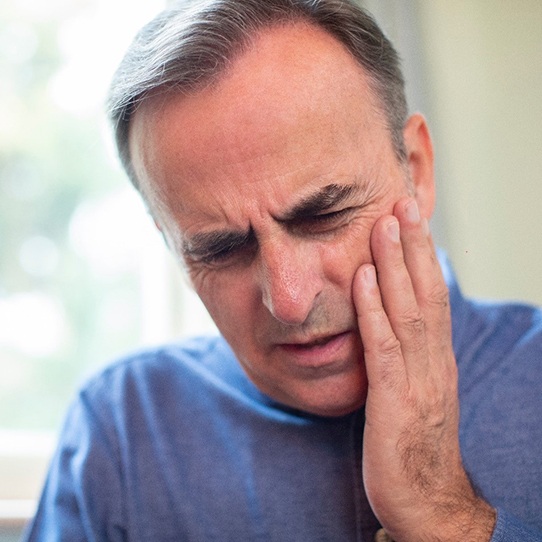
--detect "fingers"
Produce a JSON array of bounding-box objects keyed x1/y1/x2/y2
[
  {"x1": 393, "y1": 198, "x2": 452, "y2": 355},
  {"x1": 354, "y1": 262, "x2": 408, "y2": 390},
  {"x1": 371, "y1": 212, "x2": 430, "y2": 375},
  {"x1": 353, "y1": 197, "x2": 453, "y2": 387}
]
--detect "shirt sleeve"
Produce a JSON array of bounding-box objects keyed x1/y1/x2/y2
[
  {"x1": 491, "y1": 508, "x2": 542, "y2": 542},
  {"x1": 22, "y1": 392, "x2": 127, "y2": 542}
]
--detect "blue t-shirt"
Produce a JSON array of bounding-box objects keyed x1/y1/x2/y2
[{"x1": 24, "y1": 256, "x2": 542, "y2": 541}]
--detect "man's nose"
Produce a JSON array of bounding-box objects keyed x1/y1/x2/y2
[{"x1": 258, "y1": 238, "x2": 323, "y2": 326}]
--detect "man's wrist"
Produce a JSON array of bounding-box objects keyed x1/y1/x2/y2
[
  {"x1": 422, "y1": 495, "x2": 496, "y2": 542},
  {"x1": 382, "y1": 492, "x2": 496, "y2": 542}
]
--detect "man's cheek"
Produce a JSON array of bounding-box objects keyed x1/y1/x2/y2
[{"x1": 322, "y1": 228, "x2": 373, "y2": 285}]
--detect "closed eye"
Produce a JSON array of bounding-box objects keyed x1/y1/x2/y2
[
  {"x1": 184, "y1": 229, "x2": 257, "y2": 267},
  {"x1": 288, "y1": 207, "x2": 357, "y2": 235},
  {"x1": 314, "y1": 208, "x2": 354, "y2": 223}
]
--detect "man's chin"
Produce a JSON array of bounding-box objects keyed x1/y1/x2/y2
[
  {"x1": 298, "y1": 390, "x2": 367, "y2": 418},
  {"x1": 263, "y1": 369, "x2": 369, "y2": 418}
]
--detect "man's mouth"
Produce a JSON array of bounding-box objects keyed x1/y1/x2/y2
[
  {"x1": 278, "y1": 330, "x2": 353, "y2": 359},
  {"x1": 287, "y1": 333, "x2": 344, "y2": 349},
  {"x1": 272, "y1": 331, "x2": 357, "y2": 376}
]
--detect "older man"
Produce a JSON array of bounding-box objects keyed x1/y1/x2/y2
[{"x1": 26, "y1": 1, "x2": 542, "y2": 541}]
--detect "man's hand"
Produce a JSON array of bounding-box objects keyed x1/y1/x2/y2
[{"x1": 353, "y1": 197, "x2": 496, "y2": 542}]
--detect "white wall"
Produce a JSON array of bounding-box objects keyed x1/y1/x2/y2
[{"x1": 367, "y1": 0, "x2": 542, "y2": 305}]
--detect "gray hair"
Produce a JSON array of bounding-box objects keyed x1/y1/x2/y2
[{"x1": 107, "y1": 0, "x2": 408, "y2": 190}]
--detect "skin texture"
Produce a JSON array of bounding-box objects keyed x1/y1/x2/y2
[{"x1": 129, "y1": 22, "x2": 496, "y2": 541}]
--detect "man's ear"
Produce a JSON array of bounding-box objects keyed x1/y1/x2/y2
[{"x1": 403, "y1": 113, "x2": 435, "y2": 220}]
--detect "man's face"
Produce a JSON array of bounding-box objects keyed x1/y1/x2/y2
[{"x1": 130, "y1": 24, "x2": 431, "y2": 416}]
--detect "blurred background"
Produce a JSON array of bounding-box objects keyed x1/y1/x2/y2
[{"x1": 1, "y1": 0, "x2": 541, "y2": 539}]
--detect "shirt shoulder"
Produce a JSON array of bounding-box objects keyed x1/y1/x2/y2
[
  {"x1": 440, "y1": 248, "x2": 542, "y2": 371},
  {"x1": 75, "y1": 335, "x2": 237, "y2": 420}
]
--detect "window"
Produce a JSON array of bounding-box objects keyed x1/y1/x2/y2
[{"x1": 0, "y1": 0, "x2": 215, "y2": 532}]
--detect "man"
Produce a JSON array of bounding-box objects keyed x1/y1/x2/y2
[{"x1": 25, "y1": 0, "x2": 542, "y2": 540}]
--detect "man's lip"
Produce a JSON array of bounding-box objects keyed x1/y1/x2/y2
[
  {"x1": 272, "y1": 330, "x2": 356, "y2": 372},
  {"x1": 278, "y1": 330, "x2": 352, "y2": 350}
]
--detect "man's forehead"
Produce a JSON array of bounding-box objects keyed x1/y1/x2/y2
[
  {"x1": 131, "y1": 21, "x2": 380, "y2": 151},
  {"x1": 129, "y1": 21, "x2": 393, "y2": 229}
]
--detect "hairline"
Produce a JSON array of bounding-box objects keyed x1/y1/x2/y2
[{"x1": 110, "y1": 2, "x2": 409, "y2": 195}]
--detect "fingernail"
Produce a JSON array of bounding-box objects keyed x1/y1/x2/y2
[
  {"x1": 405, "y1": 199, "x2": 420, "y2": 224},
  {"x1": 386, "y1": 219, "x2": 400, "y2": 243},
  {"x1": 363, "y1": 265, "x2": 377, "y2": 287},
  {"x1": 421, "y1": 217, "x2": 430, "y2": 236}
]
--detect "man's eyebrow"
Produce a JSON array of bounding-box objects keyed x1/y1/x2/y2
[
  {"x1": 276, "y1": 183, "x2": 362, "y2": 223},
  {"x1": 182, "y1": 229, "x2": 253, "y2": 259}
]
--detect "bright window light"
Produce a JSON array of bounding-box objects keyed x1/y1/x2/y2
[{"x1": 0, "y1": 0, "x2": 216, "y2": 518}]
